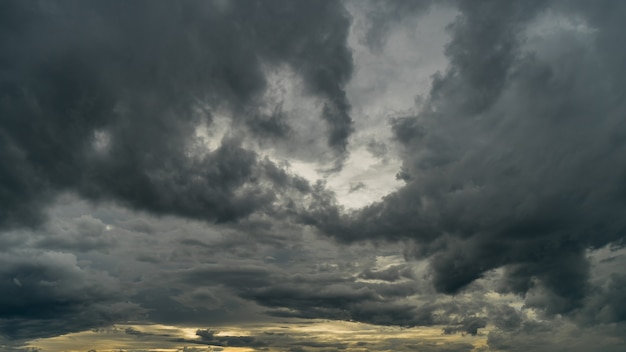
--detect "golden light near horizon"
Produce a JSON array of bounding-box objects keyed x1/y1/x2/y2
[{"x1": 26, "y1": 320, "x2": 489, "y2": 352}]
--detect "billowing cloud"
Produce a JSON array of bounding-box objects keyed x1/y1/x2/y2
[
  {"x1": 309, "y1": 0, "x2": 626, "y2": 318},
  {"x1": 0, "y1": 0, "x2": 354, "y2": 231},
  {"x1": 0, "y1": 251, "x2": 141, "y2": 341},
  {"x1": 2, "y1": 1, "x2": 626, "y2": 351}
]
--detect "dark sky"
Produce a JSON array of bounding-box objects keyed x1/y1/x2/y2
[{"x1": 1, "y1": 1, "x2": 626, "y2": 351}]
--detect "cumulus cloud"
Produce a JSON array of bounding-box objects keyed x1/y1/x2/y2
[
  {"x1": 0, "y1": 0, "x2": 354, "y2": 231},
  {"x1": 0, "y1": 251, "x2": 141, "y2": 340},
  {"x1": 309, "y1": 0, "x2": 626, "y2": 317},
  {"x1": 2, "y1": 1, "x2": 626, "y2": 350}
]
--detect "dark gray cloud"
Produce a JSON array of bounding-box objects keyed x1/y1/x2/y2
[
  {"x1": 171, "y1": 259, "x2": 495, "y2": 329},
  {"x1": 486, "y1": 320, "x2": 626, "y2": 352},
  {"x1": 0, "y1": 0, "x2": 354, "y2": 231},
  {"x1": 307, "y1": 0, "x2": 626, "y2": 318},
  {"x1": 0, "y1": 251, "x2": 142, "y2": 340},
  {"x1": 3, "y1": 1, "x2": 626, "y2": 350}
]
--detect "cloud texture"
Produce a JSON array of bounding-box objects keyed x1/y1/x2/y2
[{"x1": 1, "y1": 1, "x2": 626, "y2": 351}]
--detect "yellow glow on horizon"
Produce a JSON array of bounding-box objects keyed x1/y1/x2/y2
[{"x1": 26, "y1": 320, "x2": 489, "y2": 352}]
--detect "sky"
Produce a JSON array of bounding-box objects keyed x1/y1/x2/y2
[{"x1": 1, "y1": 0, "x2": 626, "y2": 351}]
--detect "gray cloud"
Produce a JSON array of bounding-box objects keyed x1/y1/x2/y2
[
  {"x1": 0, "y1": 251, "x2": 141, "y2": 340},
  {"x1": 352, "y1": 0, "x2": 437, "y2": 51},
  {"x1": 0, "y1": 0, "x2": 354, "y2": 231},
  {"x1": 2, "y1": 1, "x2": 626, "y2": 350},
  {"x1": 170, "y1": 257, "x2": 496, "y2": 329},
  {"x1": 486, "y1": 320, "x2": 626, "y2": 352},
  {"x1": 308, "y1": 0, "x2": 626, "y2": 317},
  {"x1": 33, "y1": 215, "x2": 117, "y2": 252},
  {"x1": 442, "y1": 317, "x2": 487, "y2": 336}
]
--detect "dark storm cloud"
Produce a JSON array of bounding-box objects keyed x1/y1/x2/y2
[
  {"x1": 0, "y1": 0, "x2": 353, "y2": 230},
  {"x1": 307, "y1": 0, "x2": 626, "y2": 317},
  {"x1": 5, "y1": 1, "x2": 626, "y2": 349},
  {"x1": 0, "y1": 251, "x2": 141, "y2": 340},
  {"x1": 171, "y1": 261, "x2": 495, "y2": 328}
]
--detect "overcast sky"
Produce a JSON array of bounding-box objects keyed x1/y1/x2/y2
[{"x1": 2, "y1": 1, "x2": 626, "y2": 351}]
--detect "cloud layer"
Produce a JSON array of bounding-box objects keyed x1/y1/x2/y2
[
  {"x1": 1, "y1": 1, "x2": 626, "y2": 351},
  {"x1": 312, "y1": 0, "x2": 626, "y2": 316},
  {"x1": 0, "y1": 0, "x2": 353, "y2": 230}
]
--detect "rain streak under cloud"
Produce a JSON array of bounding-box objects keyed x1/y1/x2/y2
[{"x1": 1, "y1": 1, "x2": 626, "y2": 351}]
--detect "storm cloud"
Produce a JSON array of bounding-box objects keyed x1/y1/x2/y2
[
  {"x1": 0, "y1": 0, "x2": 353, "y2": 230},
  {"x1": 310, "y1": 0, "x2": 626, "y2": 317},
  {"x1": 0, "y1": 250, "x2": 140, "y2": 340},
  {"x1": 2, "y1": 1, "x2": 626, "y2": 351}
]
